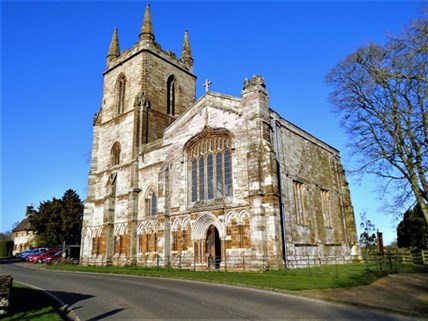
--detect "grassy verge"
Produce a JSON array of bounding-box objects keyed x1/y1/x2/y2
[
  {"x1": 46, "y1": 262, "x2": 427, "y2": 292},
  {"x1": 3, "y1": 282, "x2": 62, "y2": 321}
]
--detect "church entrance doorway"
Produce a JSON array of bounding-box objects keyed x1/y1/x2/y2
[{"x1": 206, "y1": 225, "x2": 221, "y2": 269}]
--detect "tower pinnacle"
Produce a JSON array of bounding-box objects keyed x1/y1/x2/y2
[
  {"x1": 107, "y1": 28, "x2": 120, "y2": 58},
  {"x1": 107, "y1": 28, "x2": 120, "y2": 66},
  {"x1": 181, "y1": 30, "x2": 193, "y2": 70},
  {"x1": 140, "y1": 4, "x2": 155, "y2": 43}
]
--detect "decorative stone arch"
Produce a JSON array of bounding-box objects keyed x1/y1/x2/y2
[
  {"x1": 112, "y1": 223, "x2": 127, "y2": 256},
  {"x1": 81, "y1": 227, "x2": 93, "y2": 258},
  {"x1": 113, "y1": 223, "x2": 127, "y2": 236},
  {"x1": 238, "y1": 210, "x2": 250, "y2": 224},
  {"x1": 181, "y1": 216, "x2": 191, "y2": 229},
  {"x1": 82, "y1": 226, "x2": 93, "y2": 239},
  {"x1": 146, "y1": 221, "x2": 154, "y2": 234},
  {"x1": 146, "y1": 220, "x2": 159, "y2": 233},
  {"x1": 94, "y1": 226, "x2": 103, "y2": 238},
  {"x1": 225, "y1": 210, "x2": 238, "y2": 226},
  {"x1": 144, "y1": 220, "x2": 159, "y2": 252},
  {"x1": 192, "y1": 213, "x2": 224, "y2": 240},
  {"x1": 137, "y1": 221, "x2": 151, "y2": 254},
  {"x1": 183, "y1": 125, "x2": 234, "y2": 152},
  {"x1": 171, "y1": 218, "x2": 182, "y2": 232},
  {"x1": 137, "y1": 221, "x2": 147, "y2": 235}
]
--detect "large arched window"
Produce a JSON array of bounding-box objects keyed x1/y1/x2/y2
[
  {"x1": 115, "y1": 73, "x2": 126, "y2": 115},
  {"x1": 187, "y1": 129, "x2": 233, "y2": 202},
  {"x1": 166, "y1": 75, "x2": 175, "y2": 116},
  {"x1": 111, "y1": 142, "x2": 121, "y2": 166}
]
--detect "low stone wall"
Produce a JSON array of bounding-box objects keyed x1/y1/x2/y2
[{"x1": 0, "y1": 273, "x2": 13, "y2": 316}]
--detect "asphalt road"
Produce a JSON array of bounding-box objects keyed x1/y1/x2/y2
[{"x1": 0, "y1": 262, "x2": 416, "y2": 320}]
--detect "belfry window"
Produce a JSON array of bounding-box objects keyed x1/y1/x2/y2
[
  {"x1": 188, "y1": 133, "x2": 233, "y2": 202},
  {"x1": 166, "y1": 75, "x2": 175, "y2": 116},
  {"x1": 115, "y1": 74, "x2": 126, "y2": 115},
  {"x1": 111, "y1": 142, "x2": 121, "y2": 166}
]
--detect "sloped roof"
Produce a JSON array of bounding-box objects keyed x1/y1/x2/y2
[{"x1": 12, "y1": 217, "x2": 32, "y2": 232}]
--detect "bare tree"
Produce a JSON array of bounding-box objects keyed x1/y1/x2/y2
[{"x1": 326, "y1": 17, "x2": 428, "y2": 222}]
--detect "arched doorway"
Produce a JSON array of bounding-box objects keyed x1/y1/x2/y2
[{"x1": 206, "y1": 225, "x2": 221, "y2": 269}]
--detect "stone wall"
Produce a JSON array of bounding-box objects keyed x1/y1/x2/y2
[{"x1": 0, "y1": 274, "x2": 13, "y2": 316}]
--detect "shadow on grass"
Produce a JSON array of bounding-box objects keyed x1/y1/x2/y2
[{"x1": 6, "y1": 285, "x2": 93, "y2": 321}]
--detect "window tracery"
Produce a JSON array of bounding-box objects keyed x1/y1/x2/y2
[{"x1": 187, "y1": 132, "x2": 233, "y2": 202}]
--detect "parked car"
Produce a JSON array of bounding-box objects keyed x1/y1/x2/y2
[
  {"x1": 44, "y1": 251, "x2": 63, "y2": 264},
  {"x1": 25, "y1": 248, "x2": 50, "y2": 262},
  {"x1": 16, "y1": 249, "x2": 33, "y2": 259},
  {"x1": 27, "y1": 249, "x2": 58, "y2": 263},
  {"x1": 33, "y1": 250, "x2": 62, "y2": 264},
  {"x1": 17, "y1": 248, "x2": 49, "y2": 260}
]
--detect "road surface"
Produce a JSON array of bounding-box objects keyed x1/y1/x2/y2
[{"x1": 0, "y1": 262, "x2": 415, "y2": 320}]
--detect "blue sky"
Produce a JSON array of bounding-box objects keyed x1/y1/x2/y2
[{"x1": 1, "y1": 1, "x2": 425, "y2": 245}]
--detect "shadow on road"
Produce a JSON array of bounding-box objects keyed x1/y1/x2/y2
[
  {"x1": 0, "y1": 258, "x2": 20, "y2": 264},
  {"x1": 86, "y1": 308, "x2": 125, "y2": 321},
  {"x1": 8, "y1": 285, "x2": 93, "y2": 320}
]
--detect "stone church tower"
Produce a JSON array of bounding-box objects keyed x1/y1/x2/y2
[{"x1": 81, "y1": 5, "x2": 358, "y2": 269}]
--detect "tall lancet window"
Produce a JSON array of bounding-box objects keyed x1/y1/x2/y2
[
  {"x1": 166, "y1": 75, "x2": 175, "y2": 116},
  {"x1": 111, "y1": 142, "x2": 121, "y2": 166},
  {"x1": 116, "y1": 73, "x2": 126, "y2": 115},
  {"x1": 146, "y1": 188, "x2": 157, "y2": 217}
]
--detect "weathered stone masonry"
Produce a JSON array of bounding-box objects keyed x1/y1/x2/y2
[{"x1": 81, "y1": 5, "x2": 358, "y2": 270}]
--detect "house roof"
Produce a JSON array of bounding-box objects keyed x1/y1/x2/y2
[{"x1": 12, "y1": 217, "x2": 32, "y2": 232}]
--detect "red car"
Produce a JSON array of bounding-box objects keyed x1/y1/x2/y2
[
  {"x1": 45, "y1": 251, "x2": 63, "y2": 264},
  {"x1": 25, "y1": 249, "x2": 49, "y2": 262},
  {"x1": 27, "y1": 249, "x2": 57, "y2": 263}
]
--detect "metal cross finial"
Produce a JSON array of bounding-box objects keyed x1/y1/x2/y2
[{"x1": 203, "y1": 79, "x2": 212, "y2": 92}]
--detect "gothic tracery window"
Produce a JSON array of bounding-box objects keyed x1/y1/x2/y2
[
  {"x1": 188, "y1": 132, "x2": 233, "y2": 202},
  {"x1": 115, "y1": 73, "x2": 126, "y2": 115}
]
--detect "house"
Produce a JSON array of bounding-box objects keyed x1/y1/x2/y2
[{"x1": 12, "y1": 206, "x2": 36, "y2": 254}]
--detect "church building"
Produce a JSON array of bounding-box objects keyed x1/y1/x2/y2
[{"x1": 80, "y1": 5, "x2": 358, "y2": 270}]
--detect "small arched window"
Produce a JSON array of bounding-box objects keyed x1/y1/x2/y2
[
  {"x1": 166, "y1": 75, "x2": 175, "y2": 116},
  {"x1": 146, "y1": 188, "x2": 157, "y2": 217},
  {"x1": 115, "y1": 73, "x2": 126, "y2": 115},
  {"x1": 111, "y1": 142, "x2": 121, "y2": 166}
]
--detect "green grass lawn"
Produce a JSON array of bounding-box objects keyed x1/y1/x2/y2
[
  {"x1": 3, "y1": 282, "x2": 62, "y2": 321},
  {"x1": 46, "y1": 262, "x2": 428, "y2": 292}
]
